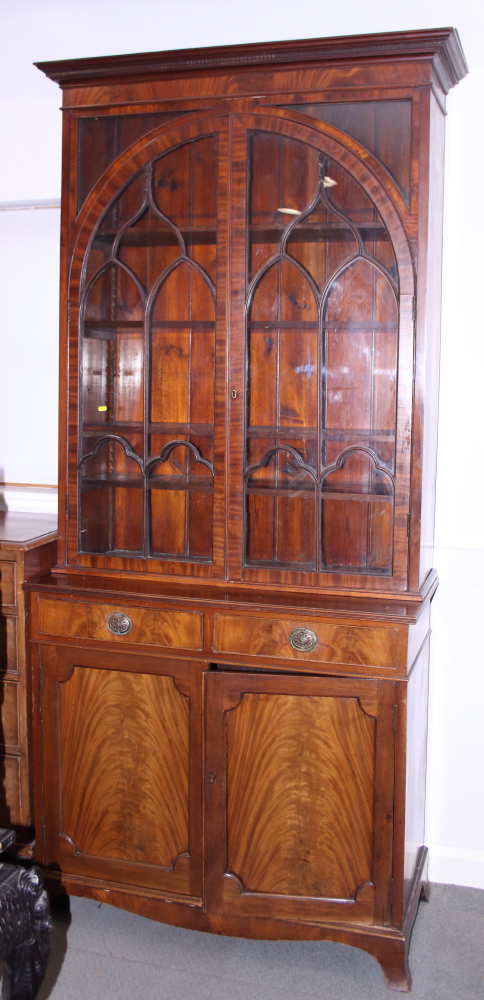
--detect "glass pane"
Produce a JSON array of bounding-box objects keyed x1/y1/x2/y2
[
  {"x1": 82, "y1": 264, "x2": 144, "y2": 460},
  {"x1": 245, "y1": 130, "x2": 399, "y2": 575},
  {"x1": 248, "y1": 133, "x2": 319, "y2": 281},
  {"x1": 321, "y1": 451, "x2": 393, "y2": 574},
  {"x1": 152, "y1": 136, "x2": 218, "y2": 278},
  {"x1": 286, "y1": 204, "x2": 358, "y2": 291},
  {"x1": 149, "y1": 262, "x2": 215, "y2": 485},
  {"x1": 248, "y1": 261, "x2": 318, "y2": 471},
  {"x1": 79, "y1": 439, "x2": 143, "y2": 555},
  {"x1": 246, "y1": 451, "x2": 316, "y2": 569},
  {"x1": 323, "y1": 163, "x2": 397, "y2": 281},
  {"x1": 323, "y1": 259, "x2": 398, "y2": 470},
  {"x1": 77, "y1": 112, "x2": 190, "y2": 211},
  {"x1": 148, "y1": 443, "x2": 213, "y2": 560},
  {"x1": 117, "y1": 207, "x2": 180, "y2": 290},
  {"x1": 79, "y1": 134, "x2": 219, "y2": 563},
  {"x1": 284, "y1": 100, "x2": 412, "y2": 203}
]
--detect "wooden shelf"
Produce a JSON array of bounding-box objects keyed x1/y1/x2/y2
[
  {"x1": 84, "y1": 321, "x2": 143, "y2": 330},
  {"x1": 82, "y1": 423, "x2": 391, "y2": 443},
  {"x1": 81, "y1": 474, "x2": 142, "y2": 490},
  {"x1": 79, "y1": 546, "x2": 144, "y2": 557},
  {"x1": 248, "y1": 321, "x2": 397, "y2": 331},
  {"x1": 249, "y1": 223, "x2": 388, "y2": 244},
  {"x1": 82, "y1": 422, "x2": 214, "y2": 435},
  {"x1": 245, "y1": 558, "x2": 317, "y2": 572},
  {"x1": 247, "y1": 480, "x2": 392, "y2": 501},
  {"x1": 321, "y1": 490, "x2": 392, "y2": 503},
  {"x1": 247, "y1": 425, "x2": 318, "y2": 439},
  {"x1": 247, "y1": 483, "x2": 315, "y2": 498},
  {"x1": 321, "y1": 480, "x2": 393, "y2": 502},
  {"x1": 321, "y1": 480, "x2": 392, "y2": 494},
  {"x1": 321, "y1": 429, "x2": 395, "y2": 441},
  {"x1": 83, "y1": 421, "x2": 143, "y2": 432},
  {"x1": 322, "y1": 322, "x2": 397, "y2": 331},
  {"x1": 149, "y1": 422, "x2": 214, "y2": 435},
  {"x1": 247, "y1": 425, "x2": 395, "y2": 441},
  {"x1": 149, "y1": 475, "x2": 213, "y2": 492},
  {"x1": 94, "y1": 226, "x2": 217, "y2": 247},
  {"x1": 148, "y1": 551, "x2": 212, "y2": 564},
  {"x1": 81, "y1": 474, "x2": 213, "y2": 492},
  {"x1": 79, "y1": 547, "x2": 212, "y2": 563},
  {"x1": 249, "y1": 321, "x2": 318, "y2": 330},
  {"x1": 84, "y1": 320, "x2": 215, "y2": 339}
]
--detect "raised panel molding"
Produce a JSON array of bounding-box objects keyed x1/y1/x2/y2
[
  {"x1": 225, "y1": 692, "x2": 376, "y2": 900},
  {"x1": 59, "y1": 666, "x2": 189, "y2": 868}
]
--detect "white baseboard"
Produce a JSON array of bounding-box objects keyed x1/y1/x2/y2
[
  {"x1": 428, "y1": 845, "x2": 484, "y2": 889},
  {"x1": 1, "y1": 485, "x2": 58, "y2": 515}
]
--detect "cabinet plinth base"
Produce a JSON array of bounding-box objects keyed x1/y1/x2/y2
[{"x1": 43, "y1": 847, "x2": 429, "y2": 993}]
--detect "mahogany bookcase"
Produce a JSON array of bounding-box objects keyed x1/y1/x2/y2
[{"x1": 27, "y1": 30, "x2": 467, "y2": 990}]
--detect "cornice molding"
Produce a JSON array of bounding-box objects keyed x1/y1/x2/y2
[{"x1": 35, "y1": 28, "x2": 468, "y2": 95}]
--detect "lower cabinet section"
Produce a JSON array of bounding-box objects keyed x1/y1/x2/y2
[{"x1": 32, "y1": 641, "x2": 428, "y2": 992}]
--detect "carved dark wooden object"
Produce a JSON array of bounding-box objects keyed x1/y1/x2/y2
[{"x1": 0, "y1": 830, "x2": 51, "y2": 1000}]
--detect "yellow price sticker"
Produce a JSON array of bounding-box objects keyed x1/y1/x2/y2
[{"x1": 98, "y1": 405, "x2": 108, "y2": 412}]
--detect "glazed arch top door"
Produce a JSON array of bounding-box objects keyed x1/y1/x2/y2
[
  {"x1": 228, "y1": 113, "x2": 415, "y2": 593},
  {"x1": 70, "y1": 115, "x2": 229, "y2": 578}
]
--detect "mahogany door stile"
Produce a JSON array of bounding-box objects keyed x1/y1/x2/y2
[
  {"x1": 205, "y1": 670, "x2": 396, "y2": 926},
  {"x1": 39, "y1": 646, "x2": 203, "y2": 898}
]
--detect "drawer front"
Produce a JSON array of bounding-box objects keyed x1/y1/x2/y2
[
  {"x1": 213, "y1": 614, "x2": 398, "y2": 668},
  {"x1": 0, "y1": 616, "x2": 18, "y2": 674},
  {"x1": 0, "y1": 755, "x2": 21, "y2": 827},
  {"x1": 0, "y1": 560, "x2": 16, "y2": 610},
  {"x1": 0, "y1": 681, "x2": 19, "y2": 749},
  {"x1": 36, "y1": 598, "x2": 203, "y2": 650}
]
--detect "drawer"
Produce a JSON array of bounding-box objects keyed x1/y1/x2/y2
[
  {"x1": 0, "y1": 616, "x2": 18, "y2": 674},
  {"x1": 0, "y1": 755, "x2": 21, "y2": 827},
  {"x1": 213, "y1": 614, "x2": 399, "y2": 669},
  {"x1": 35, "y1": 598, "x2": 203, "y2": 650},
  {"x1": 0, "y1": 560, "x2": 16, "y2": 610},
  {"x1": 0, "y1": 681, "x2": 19, "y2": 748}
]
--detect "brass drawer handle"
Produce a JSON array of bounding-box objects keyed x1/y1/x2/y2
[
  {"x1": 105, "y1": 612, "x2": 133, "y2": 636},
  {"x1": 289, "y1": 627, "x2": 318, "y2": 652}
]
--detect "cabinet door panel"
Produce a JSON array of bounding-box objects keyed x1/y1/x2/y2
[
  {"x1": 41, "y1": 646, "x2": 202, "y2": 898},
  {"x1": 70, "y1": 116, "x2": 228, "y2": 578},
  {"x1": 229, "y1": 113, "x2": 414, "y2": 592},
  {"x1": 205, "y1": 671, "x2": 395, "y2": 926}
]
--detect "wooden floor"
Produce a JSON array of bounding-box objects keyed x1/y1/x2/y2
[{"x1": 37, "y1": 883, "x2": 484, "y2": 1000}]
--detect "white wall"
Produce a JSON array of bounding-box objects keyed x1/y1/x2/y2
[{"x1": 1, "y1": 0, "x2": 483, "y2": 888}]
